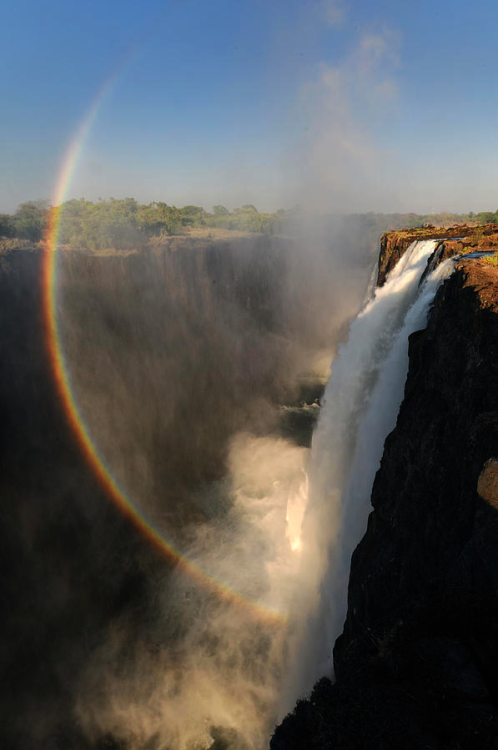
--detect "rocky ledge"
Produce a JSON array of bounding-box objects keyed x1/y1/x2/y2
[
  {"x1": 377, "y1": 223, "x2": 498, "y2": 286},
  {"x1": 272, "y1": 253, "x2": 498, "y2": 748}
]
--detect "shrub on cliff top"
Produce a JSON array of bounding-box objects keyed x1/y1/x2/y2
[{"x1": 483, "y1": 253, "x2": 498, "y2": 266}]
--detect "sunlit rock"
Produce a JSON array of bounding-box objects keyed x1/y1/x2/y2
[{"x1": 478, "y1": 457, "x2": 498, "y2": 508}]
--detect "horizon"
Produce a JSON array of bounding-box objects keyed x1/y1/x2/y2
[
  {"x1": 4, "y1": 196, "x2": 496, "y2": 222},
  {"x1": 3, "y1": 3, "x2": 498, "y2": 746}
]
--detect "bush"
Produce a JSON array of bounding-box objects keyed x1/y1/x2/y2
[{"x1": 483, "y1": 253, "x2": 498, "y2": 266}]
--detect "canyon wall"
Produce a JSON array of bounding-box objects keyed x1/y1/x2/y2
[
  {"x1": 0, "y1": 234, "x2": 371, "y2": 749},
  {"x1": 272, "y1": 240, "x2": 498, "y2": 748},
  {"x1": 376, "y1": 224, "x2": 498, "y2": 287}
]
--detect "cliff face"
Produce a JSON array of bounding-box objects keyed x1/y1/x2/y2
[
  {"x1": 0, "y1": 237, "x2": 373, "y2": 748},
  {"x1": 272, "y1": 255, "x2": 498, "y2": 748},
  {"x1": 0, "y1": 241, "x2": 299, "y2": 749}
]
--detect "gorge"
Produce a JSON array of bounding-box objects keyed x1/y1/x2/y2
[
  {"x1": 0, "y1": 225, "x2": 373, "y2": 749},
  {"x1": 2, "y1": 222, "x2": 498, "y2": 749}
]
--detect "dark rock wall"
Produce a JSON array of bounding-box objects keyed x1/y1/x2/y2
[
  {"x1": 0, "y1": 241, "x2": 296, "y2": 748},
  {"x1": 376, "y1": 231, "x2": 420, "y2": 287},
  {"x1": 0, "y1": 250, "x2": 159, "y2": 749},
  {"x1": 272, "y1": 261, "x2": 498, "y2": 748},
  {"x1": 0, "y1": 235, "x2": 370, "y2": 748}
]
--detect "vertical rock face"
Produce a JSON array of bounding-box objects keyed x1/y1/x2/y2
[
  {"x1": 376, "y1": 231, "x2": 423, "y2": 287},
  {"x1": 272, "y1": 260, "x2": 498, "y2": 748},
  {"x1": 376, "y1": 223, "x2": 498, "y2": 287},
  {"x1": 0, "y1": 237, "x2": 371, "y2": 749}
]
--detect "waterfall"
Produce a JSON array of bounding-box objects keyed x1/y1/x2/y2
[{"x1": 281, "y1": 239, "x2": 454, "y2": 710}]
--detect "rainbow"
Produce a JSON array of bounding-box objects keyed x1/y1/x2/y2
[{"x1": 42, "y1": 86, "x2": 286, "y2": 628}]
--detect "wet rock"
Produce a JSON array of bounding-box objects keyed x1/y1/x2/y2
[
  {"x1": 273, "y1": 260, "x2": 498, "y2": 748},
  {"x1": 477, "y1": 457, "x2": 498, "y2": 508}
]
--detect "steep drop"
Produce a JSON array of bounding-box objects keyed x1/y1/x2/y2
[
  {"x1": 273, "y1": 253, "x2": 498, "y2": 749},
  {"x1": 280, "y1": 239, "x2": 453, "y2": 713}
]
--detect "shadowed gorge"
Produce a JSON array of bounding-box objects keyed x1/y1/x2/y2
[
  {"x1": 4, "y1": 220, "x2": 498, "y2": 749},
  {"x1": 0, "y1": 228, "x2": 375, "y2": 749}
]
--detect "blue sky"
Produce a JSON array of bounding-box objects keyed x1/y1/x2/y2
[{"x1": 2, "y1": 0, "x2": 498, "y2": 213}]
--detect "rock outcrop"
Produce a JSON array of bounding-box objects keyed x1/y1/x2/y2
[
  {"x1": 376, "y1": 223, "x2": 498, "y2": 287},
  {"x1": 478, "y1": 458, "x2": 498, "y2": 509},
  {"x1": 272, "y1": 253, "x2": 498, "y2": 748}
]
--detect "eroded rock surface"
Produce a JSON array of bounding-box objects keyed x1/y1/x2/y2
[
  {"x1": 478, "y1": 457, "x2": 498, "y2": 509},
  {"x1": 377, "y1": 223, "x2": 498, "y2": 287},
  {"x1": 272, "y1": 260, "x2": 498, "y2": 748}
]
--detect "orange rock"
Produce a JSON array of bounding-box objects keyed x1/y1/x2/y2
[{"x1": 477, "y1": 458, "x2": 498, "y2": 508}]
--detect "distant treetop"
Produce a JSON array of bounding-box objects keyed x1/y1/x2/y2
[{"x1": 1, "y1": 198, "x2": 498, "y2": 251}]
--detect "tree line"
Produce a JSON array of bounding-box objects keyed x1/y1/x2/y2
[
  {"x1": 0, "y1": 199, "x2": 291, "y2": 250},
  {"x1": 2, "y1": 198, "x2": 498, "y2": 251}
]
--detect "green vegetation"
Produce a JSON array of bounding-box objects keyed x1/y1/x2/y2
[
  {"x1": 0, "y1": 200, "x2": 50, "y2": 242},
  {"x1": 483, "y1": 253, "x2": 498, "y2": 266},
  {"x1": 1, "y1": 198, "x2": 294, "y2": 250},
  {"x1": 2, "y1": 198, "x2": 498, "y2": 252},
  {"x1": 398, "y1": 210, "x2": 498, "y2": 228},
  {"x1": 471, "y1": 227, "x2": 485, "y2": 245}
]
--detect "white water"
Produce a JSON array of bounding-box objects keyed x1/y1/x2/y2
[
  {"x1": 73, "y1": 239, "x2": 454, "y2": 749},
  {"x1": 280, "y1": 240, "x2": 454, "y2": 710}
]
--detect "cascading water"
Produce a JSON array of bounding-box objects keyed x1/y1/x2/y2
[
  {"x1": 63, "y1": 237, "x2": 454, "y2": 749},
  {"x1": 281, "y1": 239, "x2": 454, "y2": 711}
]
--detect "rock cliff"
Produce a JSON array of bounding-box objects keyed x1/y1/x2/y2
[
  {"x1": 376, "y1": 223, "x2": 498, "y2": 287},
  {"x1": 0, "y1": 235, "x2": 370, "y2": 748},
  {"x1": 272, "y1": 240, "x2": 498, "y2": 748}
]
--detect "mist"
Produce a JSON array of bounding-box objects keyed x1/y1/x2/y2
[
  {"x1": 37, "y1": 226, "x2": 452, "y2": 750},
  {"x1": 74, "y1": 433, "x2": 308, "y2": 750},
  {"x1": 1, "y1": 184, "x2": 464, "y2": 749},
  {"x1": 1, "y1": 18, "x2": 458, "y2": 744},
  {"x1": 0, "y1": 217, "x2": 387, "y2": 748},
  {"x1": 58, "y1": 226, "x2": 373, "y2": 749},
  {"x1": 3, "y1": 0, "x2": 498, "y2": 746}
]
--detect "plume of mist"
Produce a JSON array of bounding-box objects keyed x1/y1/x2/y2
[
  {"x1": 288, "y1": 24, "x2": 401, "y2": 213},
  {"x1": 56, "y1": 230, "x2": 374, "y2": 533},
  {"x1": 1, "y1": 212, "x2": 383, "y2": 748},
  {"x1": 75, "y1": 433, "x2": 309, "y2": 750},
  {"x1": 49, "y1": 227, "x2": 375, "y2": 748},
  {"x1": 0, "y1": 8, "x2": 466, "y2": 750},
  {"x1": 322, "y1": 0, "x2": 347, "y2": 28}
]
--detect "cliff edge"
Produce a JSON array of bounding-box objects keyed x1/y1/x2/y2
[
  {"x1": 377, "y1": 223, "x2": 498, "y2": 286},
  {"x1": 272, "y1": 250, "x2": 498, "y2": 748}
]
